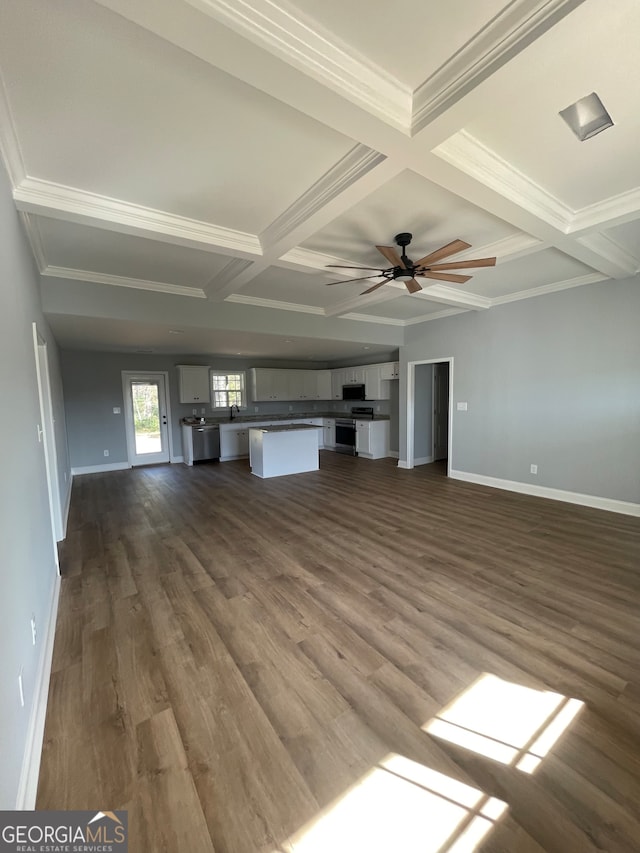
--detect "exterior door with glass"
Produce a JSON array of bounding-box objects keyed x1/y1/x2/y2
[{"x1": 122, "y1": 372, "x2": 171, "y2": 466}]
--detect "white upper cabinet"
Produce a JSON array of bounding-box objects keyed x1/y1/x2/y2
[
  {"x1": 316, "y1": 370, "x2": 332, "y2": 401},
  {"x1": 251, "y1": 367, "x2": 332, "y2": 401},
  {"x1": 178, "y1": 365, "x2": 210, "y2": 404},
  {"x1": 379, "y1": 362, "x2": 399, "y2": 380},
  {"x1": 331, "y1": 368, "x2": 346, "y2": 399}
]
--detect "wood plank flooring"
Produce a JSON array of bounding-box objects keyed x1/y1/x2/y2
[{"x1": 37, "y1": 453, "x2": 640, "y2": 852}]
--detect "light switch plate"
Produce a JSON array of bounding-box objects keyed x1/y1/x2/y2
[{"x1": 457, "y1": 402, "x2": 468, "y2": 411}]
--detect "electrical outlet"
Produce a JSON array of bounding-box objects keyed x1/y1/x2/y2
[
  {"x1": 530, "y1": 464, "x2": 538, "y2": 475},
  {"x1": 288, "y1": 405, "x2": 293, "y2": 411},
  {"x1": 31, "y1": 614, "x2": 37, "y2": 646},
  {"x1": 192, "y1": 409, "x2": 197, "y2": 415},
  {"x1": 18, "y1": 669, "x2": 24, "y2": 707},
  {"x1": 112, "y1": 407, "x2": 121, "y2": 414},
  {"x1": 254, "y1": 406, "x2": 258, "y2": 412},
  {"x1": 103, "y1": 449, "x2": 109, "y2": 457},
  {"x1": 201, "y1": 407, "x2": 205, "y2": 414},
  {"x1": 456, "y1": 402, "x2": 468, "y2": 411},
  {"x1": 376, "y1": 405, "x2": 380, "y2": 412}
]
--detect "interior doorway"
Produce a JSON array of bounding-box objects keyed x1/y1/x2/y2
[
  {"x1": 32, "y1": 324, "x2": 62, "y2": 571},
  {"x1": 432, "y1": 362, "x2": 450, "y2": 462},
  {"x1": 122, "y1": 372, "x2": 172, "y2": 466},
  {"x1": 405, "y1": 357, "x2": 453, "y2": 475}
]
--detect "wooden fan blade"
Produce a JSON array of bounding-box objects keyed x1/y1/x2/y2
[
  {"x1": 360, "y1": 280, "x2": 388, "y2": 295},
  {"x1": 417, "y1": 271, "x2": 472, "y2": 284},
  {"x1": 376, "y1": 245, "x2": 405, "y2": 268},
  {"x1": 326, "y1": 275, "x2": 381, "y2": 285},
  {"x1": 426, "y1": 257, "x2": 496, "y2": 271},
  {"x1": 326, "y1": 264, "x2": 385, "y2": 270},
  {"x1": 405, "y1": 278, "x2": 422, "y2": 294},
  {"x1": 415, "y1": 239, "x2": 471, "y2": 267}
]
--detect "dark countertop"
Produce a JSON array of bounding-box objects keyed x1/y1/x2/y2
[{"x1": 182, "y1": 413, "x2": 390, "y2": 426}]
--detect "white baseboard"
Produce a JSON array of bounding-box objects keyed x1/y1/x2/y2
[
  {"x1": 450, "y1": 469, "x2": 640, "y2": 517},
  {"x1": 15, "y1": 573, "x2": 60, "y2": 809},
  {"x1": 71, "y1": 461, "x2": 131, "y2": 475},
  {"x1": 220, "y1": 455, "x2": 249, "y2": 462},
  {"x1": 397, "y1": 460, "x2": 412, "y2": 469},
  {"x1": 388, "y1": 451, "x2": 399, "y2": 459},
  {"x1": 61, "y1": 472, "x2": 73, "y2": 539},
  {"x1": 414, "y1": 455, "x2": 434, "y2": 466},
  {"x1": 170, "y1": 454, "x2": 184, "y2": 464}
]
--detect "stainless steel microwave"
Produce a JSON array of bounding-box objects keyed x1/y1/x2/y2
[{"x1": 342, "y1": 384, "x2": 366, "y2": 401}]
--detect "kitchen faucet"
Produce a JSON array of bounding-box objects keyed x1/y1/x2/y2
[{"x1": 229, "y1": 404, "x2": 240, "y2": 420}]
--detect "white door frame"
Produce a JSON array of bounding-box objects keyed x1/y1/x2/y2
[
  {"x1": 405, "y1": 357, "x2": 454, "y2": 475},
  {"x1": 121, "y1": 371, "x2": 174, "y2": 465},
  {"x1": 32, "y1": 324, "x2": 62, "y2": 571}
]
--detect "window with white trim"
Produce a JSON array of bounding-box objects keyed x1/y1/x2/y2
[{"x1": 211, "y1": 371, "x2": 246, "y2": 410}]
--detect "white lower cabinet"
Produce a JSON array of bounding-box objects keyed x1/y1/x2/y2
[
  {"x1": 355, "y1": 420, "x2": 390, "y2": 459},
  {"x1": 323, "y1": 418, "x2": 336, "y2": 449},
  {"x1": 219, "y1": 425, "x2": 250, "y2": 460}
]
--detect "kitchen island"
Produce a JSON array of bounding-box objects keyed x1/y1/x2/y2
[{"x1": 249, "y1": 424, "x2": 321, "y2": 479}]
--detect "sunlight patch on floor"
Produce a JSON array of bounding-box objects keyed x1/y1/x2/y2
[
  {"x1": 424, "y1": 673, "x2": 584, "y2": 774},
  {"x1": 280, "y1": 753, "x2": 507, "y2": 852}
]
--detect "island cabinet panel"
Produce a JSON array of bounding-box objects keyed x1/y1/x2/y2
[
  {"x1": 177, "y1": 365, "x2": 211, "y2": 404},
  {"x1": 249, "y1": 426, "x2": 320, "y2": 478}
]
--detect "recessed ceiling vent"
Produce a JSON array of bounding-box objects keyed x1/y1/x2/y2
[{"x1": 559, "y1": 92, "x2": 614, "y2": 141}]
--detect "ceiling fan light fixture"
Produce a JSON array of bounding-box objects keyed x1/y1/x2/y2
[
  {"x1": 395, "y1": 272, "x2": 414, "y2": 282},
  {"x1": 559, "y1": 92, "x2": 614, "y2": 141}
]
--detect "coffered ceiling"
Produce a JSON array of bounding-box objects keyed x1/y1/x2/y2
[{"x1": 1, "y1": 0, "x2": 638, "y2": 358}]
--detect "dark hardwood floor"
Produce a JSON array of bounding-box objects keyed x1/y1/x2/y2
[{"x1": 37, "y1": 453, "x2": 640, "y2": 852}]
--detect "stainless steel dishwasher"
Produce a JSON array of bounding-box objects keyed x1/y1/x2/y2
[{"x1": 192, "y1": 424, "x2": 220, "y2": 462}]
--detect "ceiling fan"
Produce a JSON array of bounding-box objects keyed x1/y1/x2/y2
[{"x1": 326, "y1": 232, "x2": 496, "y2": 295}]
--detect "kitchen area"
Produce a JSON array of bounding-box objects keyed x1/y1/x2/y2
[{"x1": 179, "y1": 363, "x2": 397, "y2": 477}]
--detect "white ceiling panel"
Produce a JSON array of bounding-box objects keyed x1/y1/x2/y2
[
  {"x1": 603, "y1": 222, "x2": 640, "y2": 266},
  {"x1": 240, "y1": 267, "x2": 341, "y2": 309},
  {"x1": 1, "y1": 0, "x2": 354, "y2": 232},
  {"x1": 301, "y1": 170, "x2": 519, "y2": 265},
  {"x1": 462, "y1": 249, "x2": 594, "y2": 299},
  {"x1": 289, "y1": 0, "x2": 509, "y2": 90},
  {"x1": 461, "y1": 0, "x2": 640, "y2": 210},
  {"x1": 33, "y1": 216, "x2": 230, "y2": 286},
  {"x1": 354, "y1": 295, "x2": 448, "y2": 321}
]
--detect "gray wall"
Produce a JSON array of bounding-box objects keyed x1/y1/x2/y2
[
  {"x1": 0, "y1": 161, "x2": 70, "y2": 807},
  {"x1": 401, "y1": 277, "x2": 640, "y2": 504},
  {"x1": 414, "y1": 363, "x2": 433, "y2": 461},
  {"x1": 61, "y1": 352, "x2": 390, "y2": 469}
]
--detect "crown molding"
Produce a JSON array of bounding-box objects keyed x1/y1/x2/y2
[
  {"x1": 184, "y1": 0, "x2": 411, "y2": 131},
  {"x1": 13, "y1": 177, "x2": 262, "y2": 256},
  {"x1": 576, "y1": 234, "x2": 638, "y2": 276},
  {"x1": 204, "y1": 258, "x2": 255, "y2": 294},
  {"x1": 491, "y1": 272, "x2": 607, "y2": 306},
  {"x1": 277, "y1": 247, "x2": 344, "y2": 273},
  {"x1": 412, "y1": 0, "x2": 585, "y2": 132},
  {"x1": 0, "y1": 74, "x2": 26, "y2": 186},
  {"x1": 224, "y1": 293, "x2": 324, "y2": 314},
  {"x1": 403, "y1": 308, "x2": 467, "y2": 325},
  {"x1": 454, "y1": 232, "x2": 544, "y2": 263},
  {"x1": 261, "y1": 144, "x2": 385, "y2": 248},
  {"x1": 418, "y1": 283, "x2": 492, "y2": 310},
  {"x1": 569, "y1": 185, "x2": 640, "y2": 234},
  {"x1": 434, "y1": 130, "x2": 572, "y2": 232},
  {"x1": 338, "y1": 312, "x2": 405, "y2": 326},
  {"x1": 41, "y1": 266, "x2": 207, "y2": 298}
]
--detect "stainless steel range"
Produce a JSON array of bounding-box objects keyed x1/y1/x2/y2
[{"x1": 334, "y1": 406, "x2": 374, "y2": 455}]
